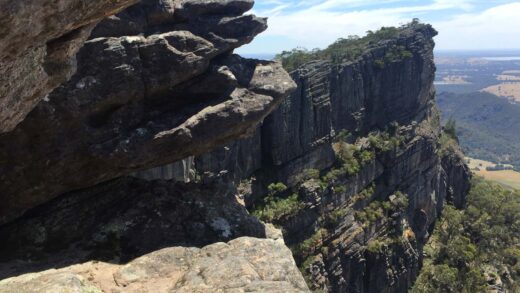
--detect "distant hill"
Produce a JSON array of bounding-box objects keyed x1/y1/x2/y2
[{"x1": 437, "y1": 91, "x2": 520, "y2": 169}]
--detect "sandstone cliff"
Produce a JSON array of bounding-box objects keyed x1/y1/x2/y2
[
  {"x1": 0, "y1": 1, "x2": 305, "y2": 291},
  {"x1": 182, "y1": 23, "x2": 472, "y2": 292},
  {"x1": 0, "y1": 1, "x2": 471, "y2": 292}
]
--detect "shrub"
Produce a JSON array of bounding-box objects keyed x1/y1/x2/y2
[
  {"x1": 358, "y1": 150, "x2": 375, "y2": 165},
  {"x1": 444, "y1": 117, "x2": 458, "y2": 141},
  {"x1": 375, "y1": 59, "x2": 385, "y2": 69},
  {"x1": 294, "y1": 228, "x2": 328, "y2": 258},
  {"x1": 276, "y1": 22, "x2": 420, "y2": 71},
  {"x1": 334, "y1": 185, "x2": 347, "y2": 195},
  {"x1": 267, "y1": 182, "x2": 287, "y2": 196},
  {"x1": 352, "y1": 184, "x2": 375, "y2": 202},
  {"x1": 355, "y1": 190, "x2": 408, "y2": 225},
  {"x1": 366, "y1": 238, "x2": 388, "y2": 253},
  {"x1": 323, "y1": 168, "x2": 345, "y2": 184},
  {"x1": 252, "y1": 193, "x2": 303, "y2": 222},
  {"x1": 323, "y1": 206, "x2": 349, "y2": 227},
  {"x1": 334, "y1": 129, "x2": 351, "y2": 142},
  {"x1": 295, "y1": 168, "x2": 321, "y2": 183}
]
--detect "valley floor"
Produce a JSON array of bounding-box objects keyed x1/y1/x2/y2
[{"x1": 466, "y1": 157, "x2": 520, "y2": 189}]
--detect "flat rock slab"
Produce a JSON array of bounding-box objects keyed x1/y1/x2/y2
[{"x1": 0, "y1": 237, "x2": 310, "y2": 293}]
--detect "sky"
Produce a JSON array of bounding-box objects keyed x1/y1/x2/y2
[{"x1": 236, "y1": 0, "x2": 520, "y2": 54}]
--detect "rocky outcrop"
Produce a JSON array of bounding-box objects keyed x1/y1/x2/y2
[
  {"x1": 168, "y1": 23, "x2": 471, "y2": 292},
  {"x1": 441, "y1": 145, "x2": 471, "y2": 209},
  {"x1": 0, "y1": 237, "x2": 309, "y2": 293},
  {"x1": 194, "y1": 24, "x2": 438, "y2": 185},
  {"x1": 0, "y1": 177, "x2": 266, "y2": 272},
  {"x1": 0, "y1": 2, "x2": 470, "y2": 291},
  {"x1": 0, "y1": 0, "x2": 139, "y2": 133},
  {"x1": 0, "y1": 0, "x2": 296, "y2": 225}
]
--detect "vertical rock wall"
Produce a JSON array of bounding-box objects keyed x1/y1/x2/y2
[{"x1": 180, "y1": 23, "x2": 471, "y2": 292}]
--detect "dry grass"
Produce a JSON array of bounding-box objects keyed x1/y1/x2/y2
[
  {"x1": 466, "y1": 157, "x2": 513, "y2": 170},
  {"x1": 466, "y1": 157, "x2": 520, "y2": 189},
  {"x1": 481, "y1": 82, "x2": 520, "y2": 102},
  {"x1": 473, "y1": 170, "x2": 520, "y2": 190}
]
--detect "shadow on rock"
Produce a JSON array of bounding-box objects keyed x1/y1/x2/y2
[{"x1": 0, "y1": 177, "x2": 266, "y2": 279}]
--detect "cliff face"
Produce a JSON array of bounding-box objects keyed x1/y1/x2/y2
[
  {"x1": 188, "y1": 24, "x2": 471, "y2": 292},
  {"x1": 0, "y1": 2, "x2": 470, "y2": 292},
  {"x1": 0, "y1": 0, "x2": 295, "y2": 225},
  {"x1": 0, "y1": 1, "x2": 305, "y2": 291}
]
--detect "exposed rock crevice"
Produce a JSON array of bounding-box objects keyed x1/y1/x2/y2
[
  {"x1": 0, "y1": 237, "x2": 309, "y2": 293},
  {"x1": 0, "y1": 0, "x2": 295, "y2": 225}
]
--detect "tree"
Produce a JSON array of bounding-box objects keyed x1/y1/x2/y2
[{"x1": 444, "y1": 117, "x2": 458, "y2": 141}]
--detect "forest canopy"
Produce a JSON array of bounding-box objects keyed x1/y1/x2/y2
[{"x1": 412, "y1": 178, "x2": 520, "y2": 292}]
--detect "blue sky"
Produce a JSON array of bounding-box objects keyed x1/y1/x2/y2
[{"x1": 237, "y1": 0, "x2": 520, "y2": 54}]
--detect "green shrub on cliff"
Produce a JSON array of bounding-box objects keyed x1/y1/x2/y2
[
  {"x1": 250, "y1": 182, "x2": 305, "y2": 223},
  {"x1": 294, "y1": 228, "x2": 327, "y2": 257},
  {"x1": 267, "y1": 182, "x2": 288, "y2": 196},
  {"x1": 444, "y1": 117, "x2": 458, "y2": 141},
  {"x1": 275, "y1": 22, "x2": 421, "y2": 71},
  {"x1": 412, "y1": 178, "x2": 520, "y2": 292},
  {"x1": 297, "y1": 169, "x2": 321, "y2": 182},
  {"x1": 438, "y1": 119, "x2": 462, "y2": 157},
  {"x1": 355, "y1": 191, "x2": 409, "y2": 225},
  {"x1": 366, "y1": 236, "x2": 405, "y2": 254},
  {"x1": 252, "y1": 192, "x2": 303, "y2": 223}
]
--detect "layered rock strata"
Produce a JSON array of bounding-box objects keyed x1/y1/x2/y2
[
  {"x1": 0, "y1": 177, "x2": 265, "y2": 273},
  {"x1": 180, "y1": 23, "x2": 471, "y2": 292},
  {"x1": 0, "y1": 2, "x2": 471, "y2": 292},
  {"x1": 0, "y1": 1, "x2": 306, "y2": 291},
  {"x1": 0, "y1": 0, "x2": 139, "y2": 133},
  {"x1": 0, "y1": 0, "x2": 295, "y2": 225}
]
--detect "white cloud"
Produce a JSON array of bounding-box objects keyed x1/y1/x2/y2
[
  {"x1": 434, "y1": 2, "x2": 520, "y2": 50},
  {"x1": 238, "y1": 1, "x2": 520, "y2": 53}
]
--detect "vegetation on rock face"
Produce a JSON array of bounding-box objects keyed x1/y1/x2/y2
[
  {"x1": 251, "y1": 183, "x2": 304, "y2": 222},
  {"x1": 374, "y1": 45, "x2": 414, "y2": 69},
  {"x1": 355, "y1": 191, "x2": 409, "y2": 226},
  {"x1": 366, "y1": 236, "x2": 407, "y2": 254},
  {"x1": 329, "y1": 128, "x2": 405, "y2": 182},
  {"x1": 444, "y1": 117, "x2": 458, "y2": 141},
  {"x1": 438, "y1": 118, "x2": 462, "y2": 158},
  {"x1": 275, "y1": 21, "x2": 420, "y2": 72},
  {"x1": 294, "y1": 168, "x2": 321, "y2": 184},
  {"x1": 412, "y1": 178, "x2": 520, "y2": 292}
]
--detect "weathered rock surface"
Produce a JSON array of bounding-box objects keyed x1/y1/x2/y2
[
  {"x1": 0, "y1": 237, "x2": 310, "y2": 293},
  {"x1": 0, "y1": 3, "x2": 471, "y2": 292},
  {"x1": 0, "y1": 0, "x2": 304, "y2": 291},
  {"x1": 441, "y1": 144, "x2": 471, "y2": 209},
  {"x1": 0, "y1": 0, "x2": 296, "y2": 225},
  {"x1": 0, "y1": 177, "x2": 266, "y2": 274},
  {"x1": 193, "y1": 24, "x2": 438, "y2": 186},
  {"x1": 161, "y1": 23, "x2": 471, "y2": 292},
  {"x1": 0, "y1": 0, "x2": 139, "y2": 133}
]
